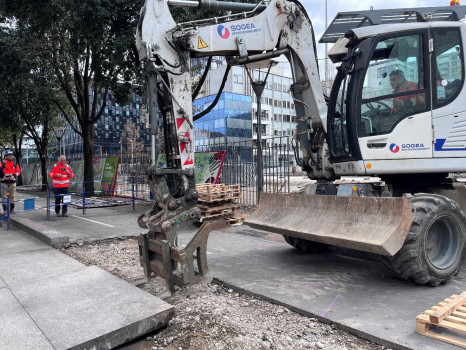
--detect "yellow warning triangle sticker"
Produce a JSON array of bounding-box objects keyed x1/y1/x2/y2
[{"x1": 198, "y1": 37, "x2": 208, "y2": 49}]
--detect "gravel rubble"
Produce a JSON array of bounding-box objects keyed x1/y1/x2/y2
[{"x1": 63, "y1": 238, "x2": 392, "y2": 350}]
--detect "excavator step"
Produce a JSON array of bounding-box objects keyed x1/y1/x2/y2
[{"x1": 416, "y1": 292, "x2": 466, "y2": 348}]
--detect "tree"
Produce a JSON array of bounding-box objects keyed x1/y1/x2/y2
[
  {"x1": 0, "y1": 0, "x2": 144, "y2": 195},
  {"x1": 0, "y1": 0, "x2": 225, "y2": 194},
  {"x1": 0, "y1": 23, "x2": 66, "y2": 190},
  {"x1": 122, "y1": 120, "x2": 149, "y2": 162}
]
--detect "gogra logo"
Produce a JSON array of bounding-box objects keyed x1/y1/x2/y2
[
  {"x1": 217, "y1": 25, "x2": 229, "y2": 39},
  {"x1": 231, "y1": 23, "x2": 256, "y2": 31},
  {"x1": 389, "y1": 143, "x2": 400, "y2": 153},
  {"x1": 401, "y1": 143, "x2": 425, "y2": 148}
]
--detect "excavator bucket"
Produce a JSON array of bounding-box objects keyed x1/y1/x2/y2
[{"x1": 245, "y1": 193, "x2": 416, "y2": 256}]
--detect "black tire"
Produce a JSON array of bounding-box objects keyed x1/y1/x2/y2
[
  {"x1": 382, "y1": 194, "x2": 466, "y2": 286},
  {"x1": 283, "y1": 235, "x2": 328, "y2": 253}
]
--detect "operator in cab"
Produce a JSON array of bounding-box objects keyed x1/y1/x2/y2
[{"x1": 389, "y1": 70, "x2": 425, "y2": 113}]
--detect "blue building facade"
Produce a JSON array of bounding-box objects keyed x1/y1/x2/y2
[{"x1": 193, "y1": 92, "x2": 252, "y2": 147}]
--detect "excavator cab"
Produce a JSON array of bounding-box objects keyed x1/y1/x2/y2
[{"x1": 327, "y1": 24, "x2": 465, "y2": 178}]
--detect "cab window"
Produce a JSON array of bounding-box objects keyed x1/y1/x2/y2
[
  {"x1": 359, "y1": 34, "x2": 427, "y2": 136},
  {"x1": 431, "y1": 28, "x2": 464, "y2": 109}
]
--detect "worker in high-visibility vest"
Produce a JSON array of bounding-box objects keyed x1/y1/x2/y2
[
  {"x1": 451, "y1": 0, "x2": 460, "y2": 5},
  {"x1": 0, "y1": 150, "x2": 20, "y2": 214},
  {"x1": 48, "y1": 155, "x2": 74, "y2": 217}
]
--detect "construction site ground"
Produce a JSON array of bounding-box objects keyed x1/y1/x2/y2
[{"x1": 2, "y1": 184, "x2": 465, "y2": 349}]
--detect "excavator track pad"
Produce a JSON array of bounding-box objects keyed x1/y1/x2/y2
[{"x1": 245, "y1": 193, "x2": 416, "y2": 256}]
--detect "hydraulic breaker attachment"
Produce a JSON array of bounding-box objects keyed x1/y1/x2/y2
[
  {"x1": 245, "y1": 193, "x2": 416, "y2": 256},
  {"x1": 138, "y1": 165, "x2": 228, "y2": 293}
]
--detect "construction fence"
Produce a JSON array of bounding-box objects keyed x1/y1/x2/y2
[{"x1": 17, "y1": 136, "x2": 300, "y2": 210}]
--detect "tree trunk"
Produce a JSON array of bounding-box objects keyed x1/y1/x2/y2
[{"x1": 82, "y1": 122, "x2": 95, "y2": 196}]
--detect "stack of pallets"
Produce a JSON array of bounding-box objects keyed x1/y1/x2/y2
[
  {"x1": 196, "y1": 183, "x2": 242, "y2": 224},
  {"x1": 416, "y1": 292, "x2": 466, "y2": 348}
]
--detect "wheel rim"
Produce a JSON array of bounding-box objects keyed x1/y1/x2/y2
[{"x1": 426, "y1": 215, "x2": 461, "y2": 270}]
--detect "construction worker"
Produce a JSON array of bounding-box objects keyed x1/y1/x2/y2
[
  {"x1": 0, "y1": 150, "x2": 21, "y2": 214},
  {"x1": 49, "y1": 155, "x2": 74, "y2": 217},
  {"x1": 450, "y1": 0, "x2": 460, "y2": 6},
  {"x1": 389, "y1": 69, "x2": 425, "y2": 112}
]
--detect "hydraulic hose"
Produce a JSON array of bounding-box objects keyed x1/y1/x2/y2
[{"x1": 193, "y1": 64, "x2": 231, "y2": 121}]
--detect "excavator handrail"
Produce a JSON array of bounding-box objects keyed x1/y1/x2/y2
[{"x1": 320, "y1": 5, "x2": 466, "y2": 43}]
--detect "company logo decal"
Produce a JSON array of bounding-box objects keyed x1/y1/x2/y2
[
  {"x1": 389, "y1": 143, "x2": 400, "y2": 153},
  {"x1": 217, "y1": 23, "x2": 262, "y2": 39},
  {"x1": 389, "y1": 142, "x2": 430, "y2": 152},
  {"x1": 217, "y1": 25, "x2": 230, "y2": 39},
  {"x1": 230, "y1": 23, "x2": 260, "y2": 35}
]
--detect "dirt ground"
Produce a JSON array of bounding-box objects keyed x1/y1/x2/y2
[{"x1": 63, "y1": 237, "x2": 392, "y2": 350}]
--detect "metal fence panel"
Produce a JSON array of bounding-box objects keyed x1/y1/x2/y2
[{"x1": 195, "y1": 136, "x2": 293, "y2": 205}]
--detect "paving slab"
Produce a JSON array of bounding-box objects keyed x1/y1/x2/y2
[
  {"x1": 0, "y1": 227, "x2": 50, "y2": 254},
  {"x1": 0, "y1": 288, "x2": 54, "y2": 350},
  {"x1": 0, "y1": 247, "x2": 87, "y2": 287},
  {"x1": 196, "y1": 227, "x2": 466, "y2": 350},
  {"x1": 0, "y1": 221, "x2": 174, "y2": 350},
  {"x1": 9, "y1": 265, "x2": 173, "y2": 350}
]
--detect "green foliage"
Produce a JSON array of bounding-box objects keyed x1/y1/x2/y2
[{"x1": 0, "y1": 0, "x2": 145, "y2": 185}]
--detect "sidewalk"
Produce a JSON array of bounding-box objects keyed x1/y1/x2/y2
[
  {"x1": 6, "y1": 189, "x2": 466, "y2": 350},
  {"x1": 1, "y1": 191, "x2": 173, "y2": 350},
  {"x1": 9, "y1": 191, "x2": 149, "y2": 247}
]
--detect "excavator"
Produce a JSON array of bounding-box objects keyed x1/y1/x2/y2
[{"x1": 136, "y1": 0, "x2": 466, "y2": 290}]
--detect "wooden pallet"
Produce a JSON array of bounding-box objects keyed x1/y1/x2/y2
[
  {"x1": 198, "y1": 203, "x2": 239, "y2": 213},
  {"x1": 200, "y1": 210, "x2": 238, "y2": 221},
  {"x1": 416, "y1": 292, "x2": 466, "y2": 348},
  {"x1": 196, "y1": 184, "x2": 241, "y2": 202}
]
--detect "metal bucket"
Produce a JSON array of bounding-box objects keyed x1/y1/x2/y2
[{"x1": 245, "y1": 193, "x2": 416, "y2": 256}]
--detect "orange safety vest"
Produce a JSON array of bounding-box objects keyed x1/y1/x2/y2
[
  {"x1": 0, "y1": 159, "x2": 20, "y2": 183},
  {"x1": 49, "y1": 163, "x2": 74, "y2": 188}
]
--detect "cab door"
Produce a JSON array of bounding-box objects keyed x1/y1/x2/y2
[
  {"x1": 431, "y1": 27, "x2": 466, "y2": 158},
  {"x1": 356, "y1": 31, "x2": 433, "y2": 161}
]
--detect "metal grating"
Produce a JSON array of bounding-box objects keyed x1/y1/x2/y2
[{"x1": 320, "y1": 6, "x2": 466, "y2": 43}]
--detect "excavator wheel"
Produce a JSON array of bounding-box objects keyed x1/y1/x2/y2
[
  {"x1": 283, "y1": 235, "x2": 328, "y2": 253},
  {"x1": 382, "y1": 194, "x2": 466, "y2": 286}
]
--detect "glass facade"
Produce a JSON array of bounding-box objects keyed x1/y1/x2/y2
[
  {"x1": 62, "y1": 89, "x2": 150, "y2": 160},
  {"x1": 194, "y1": 92, "x2": 252, "y2": 147}
]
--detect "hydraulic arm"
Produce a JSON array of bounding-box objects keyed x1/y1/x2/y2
[{"x1": 135, "y1": 0, "x2": 328, "y2": 291}]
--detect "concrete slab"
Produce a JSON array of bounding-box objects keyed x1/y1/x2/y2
[
  {"x1": 0, "y1": 228, "x2": 49, "y2": 254},
  {"x1": 0, "y1": 248, "x2": 87, "y2": 287},
  {"x1": 11, "y1": 211, "x2": 71, "y2": 247},
  {"x1": 10, "y1": 193, "x2": 147, "y2": 247},
  {"x1": 0, "y1": 288, "x2": 54, "y2": 350},
  {"x1": 11, "y1": 266, "x2": 174, "y2": 350},
  {"x1": 0, "y1": 278, "x2": 6, "y2": 289},
  {"x1": 199, "y1": 228, "x2": 466, "y2": 350}
]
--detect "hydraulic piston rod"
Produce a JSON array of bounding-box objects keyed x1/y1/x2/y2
[{"x1": 168, "y1": 0, "x2": 266, "y2": 12}]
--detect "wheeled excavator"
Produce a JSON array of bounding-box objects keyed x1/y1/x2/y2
[{"x1": 136, "y1": 0, "x2": 466, "y2": 290}]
